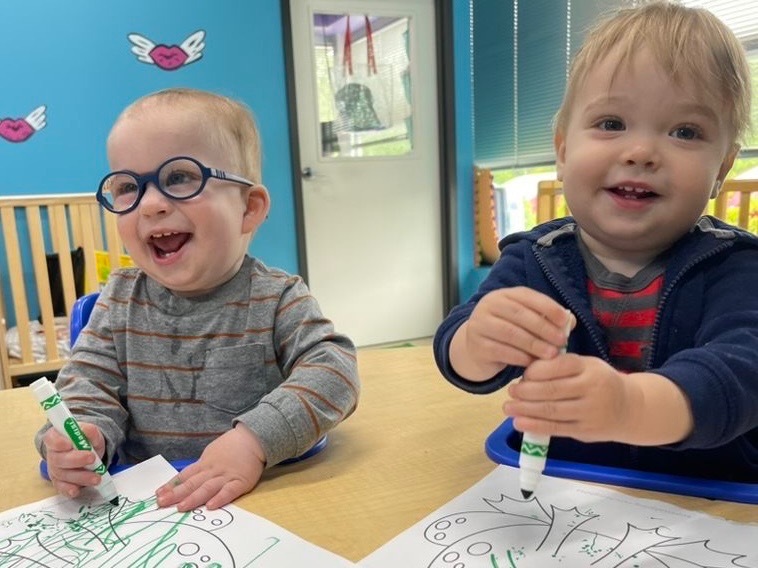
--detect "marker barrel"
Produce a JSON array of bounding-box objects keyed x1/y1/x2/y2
[
  {"x1": 517, "y1": 313, "x2": 572, "y2": 497},
  {"x1": 31, "y1": 377, "x2": 119, "y2": 505},
  {"x1": 518, "y1": 431, "x2": 550, "y2": 496}
]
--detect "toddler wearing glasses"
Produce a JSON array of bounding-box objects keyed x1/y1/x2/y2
[{"x1": 36, "y1": 88, "x2": 360, "y2": 511}]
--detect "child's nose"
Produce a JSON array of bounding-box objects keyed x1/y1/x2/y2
[
  {"x1": 138, "y1": 183, "x2": 171, "y2": 215},
  {"x1": 621, "y1": 137, "x2": 659, "y2": 169}
]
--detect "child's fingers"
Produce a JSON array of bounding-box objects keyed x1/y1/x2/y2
[
  {"x1": 79, "y1": 422, "x2": 106, "y2": 454},
  {"x1": 49, "y1": 465, "x2": 102, "y2": 487},
  {"x1": 472, "y1": 335, "x2": 539, "y2": 368},
  {"x1": 43, "y1": 428, "x2": 74, "y2": 452},
  {"x1": 522, "y1": 353, "x2": 582, "y2": 382},
  {"x1": 52, "y1": 479, "x2": 82, "y2": 499},
  {"x1": 502, "y1": 287, "x2": 572, "y2": 327},
  {"x1": 157, "y1": 470, "x2": 243, "y2": 512},
  {"x1": 48, "y1": 448, "x2": 97, "y2": 471},
  {"x1": 156, "y1": 465, "x2": 214, "y2": 510},
  {"x1": 204, "y1": 480, "x2": 247, "y2": 510},
  {"x1": 485, "y1": 319, "x2": 559, "y2": 361},
  {"x1": 47, "y1": 448, "x2": 102, "y2": 492},
  {"x1": 489, "y1": 288, "x2": 572, "y2": 348}
]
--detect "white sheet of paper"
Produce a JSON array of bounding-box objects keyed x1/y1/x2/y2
[
  {"x1": 0, "y1": 455, "x2": 355, "y2": 567},
  {"x1": 361, "y1": 465, "x2": 758, "y2": 568}
]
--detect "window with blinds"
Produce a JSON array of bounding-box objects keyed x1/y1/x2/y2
[
  {"x1": 681, "y1": 0, "x2": 758, "y2": 153},
  {"x1": 473, "y1": 0, "x2": 758, "y2": 169}
]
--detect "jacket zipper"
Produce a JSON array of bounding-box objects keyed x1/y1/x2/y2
[
  {"x1": 644, "y1": 241, "x2": 732, "y2": 369},
  {"x1": 534, "y1": 250, "x2": 608, "y2": 359}
]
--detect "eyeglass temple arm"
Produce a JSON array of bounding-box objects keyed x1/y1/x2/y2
[{"x1": 209, "y1": 168, "x2": 255, "y2": 187}]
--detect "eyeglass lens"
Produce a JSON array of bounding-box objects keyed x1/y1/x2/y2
[{"x1": 100, "y1": 158, "x2": 206, "y2": 212}]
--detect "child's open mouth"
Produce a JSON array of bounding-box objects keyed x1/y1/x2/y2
[
  {"x1": 150, "y1": 231, "x2": 191, "y2": 259},
  {"x1": 608, "y1": 185, "x2": 658, "y2": 200}
]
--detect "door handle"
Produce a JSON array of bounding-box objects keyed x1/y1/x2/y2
[{"x1": 301, "y1": 166, "x2": 314, "y2": 180}]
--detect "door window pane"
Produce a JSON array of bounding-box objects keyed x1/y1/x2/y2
[{"x1": 313, "y1": 13, "x2": 413, "y2": 158}]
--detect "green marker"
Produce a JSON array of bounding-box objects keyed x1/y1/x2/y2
[
  {"x1": 519, "y1": 432, "x2": 550, "y2": 498},
  {"x1": 31, "y1": 377, "x2": 120, "y2": 506},
  {"x1": 518, "y1": 313, "x2": 572, "y2": 499}
]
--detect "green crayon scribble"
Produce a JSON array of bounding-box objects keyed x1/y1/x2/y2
[{"x1": 0, "y1": 495, "x2": 279, "y2": 567}]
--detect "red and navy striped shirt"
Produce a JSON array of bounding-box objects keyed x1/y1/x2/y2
[{"x1": 579, "y1": 238, "x2": 666, "y2": 372}]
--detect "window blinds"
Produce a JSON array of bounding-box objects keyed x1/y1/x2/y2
[{"x1": 473, "y1": 0, "x2": 758, "y2": 169}]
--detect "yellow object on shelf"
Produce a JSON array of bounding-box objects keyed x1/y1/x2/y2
[{"x1": 95, "y1": 250, "x2": 134, "y2": 285}]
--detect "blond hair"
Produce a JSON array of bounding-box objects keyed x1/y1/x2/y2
[
  {"x1": 554, "y1": 1, "x2": 751, "y2": 144},
  {"x1": 113, "y1": 88, "x2": 262, "y2": 183}
]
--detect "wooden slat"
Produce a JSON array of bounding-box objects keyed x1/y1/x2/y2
[
  {"x1": 0, "y1": 194, "x2": 96, "y2": 208},
  {"x1": 88, "y1": 203, "x2": 105, "y2": 250},
  {"x1": 1, "y1": 207, "x2": 34, "y2": 365},
  {"x1": 76, "y1": 204, "x2": 100, "y2": 293},
  {"x1": 104, "y1": 210, "x2": 122, "y2": 272},
  {"x1": 27, "y1": 206, "x2": 60, "y2": 360},
  {"x1": 536, "y1": 180, "x2": 567, "y2": 224},
  {"x1": 738, "y1": 194, "x2": 751, "y2": 229},
  {"x1": 0, "y1": 283, "x2": 11, "y2": 390},
  {"x1": 6, "y1": 359, "x2": 67, "y2": 378},
  {"x1": 713, "y1": 191, "x2": 728, "y2": 220},
  {"x1": 68, "y1": 202, "x2": 84, "y2": 248},
  {"x1": 712, "y1": 179, "x2": 758, "y2": 230},
  {"x1": 473, "y1": 167, "x2": 500, "y2": 266}
]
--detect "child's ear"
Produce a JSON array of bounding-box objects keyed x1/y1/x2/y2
[
  {"x1": 242, "y1": 185, "x2": 271, "y2": 234},
  {"x1": 710, "y1": 179, "x2": 722, "y2": 199},
  {"x1": 713, "y1": 143, "x2": 739, "y2": 198},
  {"x1": 554, "y1": 130, "x2": 566, "y2": 181}
]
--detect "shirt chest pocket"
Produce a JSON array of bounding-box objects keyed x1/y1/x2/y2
[{"x1": 197, "y1": 344, "x2": 273, "y2": 415}]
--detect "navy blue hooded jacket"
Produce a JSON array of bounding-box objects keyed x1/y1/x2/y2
[{"x1": 435, "y1": 216, "x2": 758, "y2": 482}]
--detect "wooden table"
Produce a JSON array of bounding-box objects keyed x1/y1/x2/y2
[{"x1": 1, "y1": 346, "x2": 755, "y2": 562}]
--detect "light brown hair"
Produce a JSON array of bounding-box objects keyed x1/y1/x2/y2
[
  {"x1": 113, "y1": 88, "x2": 263, "y2": 183},
  {"x1": 554, "y1": 1, "x2": 752, "y2": 145}
]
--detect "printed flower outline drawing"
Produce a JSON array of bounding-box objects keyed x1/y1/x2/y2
[
  {"x1": 128, "y1": 30, "x2": 206, "y2": 71},
  {"x1": 0, "y1": 106, "x2": 46, "y2": 143}
]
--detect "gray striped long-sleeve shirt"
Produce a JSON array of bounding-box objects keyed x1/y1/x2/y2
[{"x1": 35, "y1": 256, "x2": 359, "y2": 468}]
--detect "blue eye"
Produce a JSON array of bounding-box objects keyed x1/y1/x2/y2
[
  {"x1": 164, "y1": 170, "x2": 195, "y2": 186},
  {"x1": 106, "y1": 177, "x2": 138, "y2": 198}
]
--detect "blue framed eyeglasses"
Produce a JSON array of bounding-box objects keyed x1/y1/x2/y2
[{"x1": 97, "y1": 156, "x2": 256, "y2": 214}]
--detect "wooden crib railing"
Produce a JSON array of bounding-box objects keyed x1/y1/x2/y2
[{"x1": 0, "y1": 194, "x2": 123, "y2": 389}]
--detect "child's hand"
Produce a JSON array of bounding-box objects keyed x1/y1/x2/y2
[
  {"x1": 450, "y1": 287, "x2": 573, "y2": 380},
  {"x1": 504, "y1": 354, "x2": 633, "y2": 442},
  {"x1": 42, "y1": 422, "x2": 108, "y2": 498},
  {"x1": 155, "y1": 424, "x2": 266, "y2": 511}
]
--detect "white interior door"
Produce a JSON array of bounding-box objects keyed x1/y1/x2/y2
[{"x1": 290, "y1": 0, "x2": 442, "y2": 346}]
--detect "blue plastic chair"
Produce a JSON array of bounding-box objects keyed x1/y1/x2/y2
[
  {"x1": 69, "y1": 292, "x2": 100, "y2": 346},
  {"x1": 44, "y1": 292, "x2": 327, "y2": 479}
]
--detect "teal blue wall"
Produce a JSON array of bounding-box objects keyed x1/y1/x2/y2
[
  {"x1": 452, "y1": 0, "x2": 487, "y2": 303},
  {"x1": 2, "y1": 0, "x2": 482, "y2": 325},
  {"x1": 1, "y1": 0, "x2": 296, "y2": 275}
]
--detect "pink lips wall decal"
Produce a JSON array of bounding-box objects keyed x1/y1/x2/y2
[
  {"x1": 0, "y1": 106, "x2": 47, "y2": 143},
  {"x1": 3, "y1": 32, "x2": 205, "y2": 145},
  {"x1": 128, "y1": 30, "x2": 206, "y2": 71}
]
